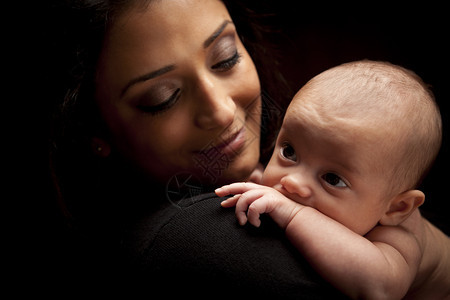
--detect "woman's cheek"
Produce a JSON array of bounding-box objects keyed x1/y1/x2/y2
[
  {"x1": 139, "y1": 114, "x2": 191, "y2": 157},
  {"x1": 239, "y1": 52, "x2": 261, "y2": 106}
]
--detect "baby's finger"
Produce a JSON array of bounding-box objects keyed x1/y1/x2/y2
[
  {"x1": 215, "y1": 186, "x2": 231, "y2": 197},
  {"x1": 236, "y1": 210, "x2": 248, "y2": 226},
  {"x1": 247, "y1": 211, "x2": 262, "y2": 227},
  {"x1": 215, "y1": 182, "x2": 264, "y2": 197},
  {"x1": 246, "y1": 201, "x2": 267, "y2": 227},
  {"x1": 220, "y1": 194, "x2": 241, "y2": 207},
  {"x1": 233, "y1": 189, "x2": 267, "y2": 226}
]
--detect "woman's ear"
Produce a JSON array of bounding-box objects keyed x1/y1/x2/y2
[
  {"x1": 379, "y1": 190, "x2": 425, "y2": 226},
  {"x1": 91, "y1": 137, "x2": 111, "y2": 158}
]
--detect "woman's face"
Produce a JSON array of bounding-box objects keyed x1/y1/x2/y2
[{"x1": 95, "y1": 0, "x2": 261, "y2": 186}]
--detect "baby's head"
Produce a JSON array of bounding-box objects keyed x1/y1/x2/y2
[
  {"x1": 262, "y1": 60, "x2": 441, "y2": 234},
  {"x1": 287, "y1": 60, "x2": 442, "y2": 197}
]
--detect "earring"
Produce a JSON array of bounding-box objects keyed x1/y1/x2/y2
[{"x1": 91, "y1": 137, "x2": 111, "y2": 158}]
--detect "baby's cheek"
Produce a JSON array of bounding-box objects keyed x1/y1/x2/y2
[{"x1": 261, "y1": 169, "x2": 280, "y2": 188}]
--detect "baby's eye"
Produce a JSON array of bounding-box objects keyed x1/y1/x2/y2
[
  {"x1": 280, "y1": 143, "x2": 297, "y2": 161},
  {"x1": 322, "y1": 173, "x2": 347, "y2": 188}
]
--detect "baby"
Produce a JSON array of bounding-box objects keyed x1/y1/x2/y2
[{"x1": 216, "y1": 60, "x2": 450, "y2": 299}]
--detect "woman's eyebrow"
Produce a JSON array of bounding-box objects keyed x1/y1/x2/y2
[
  {"x1": 203, "y1": 20, "x2": 232, "y2": 48},
  {"x1": 120, "y1": 20, "x2": 232, "y2": 98},
  {"x1": 120, "y1": 64, "x2": 175, "y2": 98}
]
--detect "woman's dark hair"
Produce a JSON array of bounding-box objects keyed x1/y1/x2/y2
[{"x1": 48, "y1": 0, "x2": 291, "y2": 222}]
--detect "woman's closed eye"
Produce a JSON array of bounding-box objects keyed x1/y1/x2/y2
[
  {"x1": 137, "y1": 86, "x2": 181, "y2": 115},
  {"x1": 210, "y1": 34, "x2": 242, "y2": 72},
  {"x1": 211, "y1": 50, "x2": 242, "y2": 71}
]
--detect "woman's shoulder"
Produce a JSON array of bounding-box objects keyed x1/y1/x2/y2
[
  {"x1": 122, "y1": 192, "x2": 347, "y2": 299},
  {"x1": 123, "y1": 192, "x2": 221, "y2": 255}
]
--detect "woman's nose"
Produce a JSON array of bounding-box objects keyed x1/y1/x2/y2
[
  {"x1": 193, "y1": 73, "x2": 236, "y2": 130},
  {"x1": 280, "y1": 173, "x2": 312, "y2": 200}
]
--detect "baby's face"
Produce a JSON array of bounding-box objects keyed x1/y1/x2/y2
[{"x1": 262, "y1": 97, "x2": 394, "y2": 236}]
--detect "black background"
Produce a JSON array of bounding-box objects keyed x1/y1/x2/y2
[{"x1": 9, "y1": 1, "x2": 449, "y2": 295}]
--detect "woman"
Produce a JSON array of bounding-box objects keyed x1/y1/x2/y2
[{"x1": 48, "y1": 0, "x2": 346, "y2": 298}]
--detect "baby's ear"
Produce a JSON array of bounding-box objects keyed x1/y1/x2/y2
[{"x1": 379, "y1": 190, "x2": 425, "y2": 226}]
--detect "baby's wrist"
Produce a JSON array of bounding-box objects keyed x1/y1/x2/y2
[{"x1": 284, "y1": 205, "x2": 316, "y2": 232}]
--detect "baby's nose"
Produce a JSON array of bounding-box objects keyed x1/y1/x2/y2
[{"x1": 280, "y1": 174, "x2": 312, "y2": 200}]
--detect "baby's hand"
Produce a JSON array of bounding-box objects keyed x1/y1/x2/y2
[{"x1": 216, "y1": 182, "x2": 303, "y2": 228}]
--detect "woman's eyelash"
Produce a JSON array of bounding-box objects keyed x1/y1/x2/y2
[
  {"x1": 135, "y1": 50, "x2": 241, "y2": 115},
  {"x1": 211, "y1": 51, "x2": 242, "y2": 71},
  {"x1": 137, "y1": 88, "x2": 181, "y2": 115}
]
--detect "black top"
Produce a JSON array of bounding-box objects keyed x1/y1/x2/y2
[{"x1": 121, "y1": 192, "x2": 348, "y2": 299}]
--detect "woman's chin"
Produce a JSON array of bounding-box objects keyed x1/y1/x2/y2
[{"x1": 215, "y1": 161, "x2": 259, "y2": 186}]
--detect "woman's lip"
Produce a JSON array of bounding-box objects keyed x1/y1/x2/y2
[
  {"x1": 216, "y1": 127, "x2": 244, "y2": 148},
  {"x1": 196, "y1": 127, "x2": 247, "y2": 157},
  {"x1": 218, "y1": 127, "x2": 246, "y2": 156}
]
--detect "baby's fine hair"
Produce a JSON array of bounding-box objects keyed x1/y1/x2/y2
[{"x1": 302, "y1": 60, "x2": 442, "y2": 193}]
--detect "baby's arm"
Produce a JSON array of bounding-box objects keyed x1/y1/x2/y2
[
  {"x1": 216, "y1": 183, "x2": 422, "y2": 300},
  {"x1": 218, "y1": 182, "x2": 304, "y2": 228}
]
